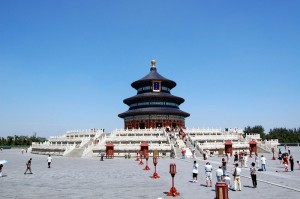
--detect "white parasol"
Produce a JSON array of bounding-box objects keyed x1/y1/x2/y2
[{"x1": 0, "y1": 160, "x2": 8, "y2": 164}]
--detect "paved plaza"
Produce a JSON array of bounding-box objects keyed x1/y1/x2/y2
[{"x1": 0, "y1": 147, "x2": 300, "y2": 199}]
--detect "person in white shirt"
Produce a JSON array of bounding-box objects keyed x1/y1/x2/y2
[
  {"x1": 47, "y1": 155, "x2": 52, "y2": 168},
  {"x1": 223, "y1": 175, "x2": 231, "y2": 188},
  {"x1": 216, "y1": 166, "x2": 223, "y2": 182},
  {"x1": 204, "y1": 162, "x2": 213, "y2": 187},
  {"x1": 261, "y1": 155, "x2": 266, "y2": 171},
  {"x1": 192, "y1": 161, "x2": 198, "y2": 183},
  {"x1": 233, "y1": 163, "x2": 242, "y2": 191}
]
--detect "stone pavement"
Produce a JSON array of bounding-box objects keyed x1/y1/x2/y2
[{"x1": 0, "y1": 147, "x2": 299, "y2": 199}]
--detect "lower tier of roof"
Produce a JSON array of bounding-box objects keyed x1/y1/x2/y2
[{"x1": 118, "y1": 107, "x2": 190, "y2": 118}]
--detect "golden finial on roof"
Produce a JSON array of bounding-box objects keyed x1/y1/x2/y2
[{"x1": 151, "y1": 60, "x2": 156, "y2": 68}]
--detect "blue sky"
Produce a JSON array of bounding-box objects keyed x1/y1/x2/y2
[{"x1": 0, "y1": 0, "x2": 299, "y2": 138}]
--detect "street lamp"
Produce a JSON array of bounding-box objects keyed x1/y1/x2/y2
[
  {"x1": 167, "y1": 163, "x2": 180, "y2": 197},
  {"x1": 139, "y1": 150, "x2": 144, "y2": 165},
  {"x1": 143, "y1": 154, "x2": 150, "y2": 170},
  {"x1": 151, "y1": 156, "x2": 160, "y2": 178}
]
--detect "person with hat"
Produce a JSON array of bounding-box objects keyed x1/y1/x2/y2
[{"x1": 204, "y1": 162, "x2": 213, "y2": 187}]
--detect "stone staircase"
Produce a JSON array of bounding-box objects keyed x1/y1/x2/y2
[
  {"x1": 173, "y1": 139, "x2": 193, "y2": 159},
  {"x1": 65, "y1": 140, "x2": 93, "y2": 158},
  {"x1": 186, "y1": 139, "x2": 202, "y2": 158}
]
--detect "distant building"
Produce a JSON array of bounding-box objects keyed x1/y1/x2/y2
[{"x1": 118, "y1": 60, "x2": 190, "y2": 129}]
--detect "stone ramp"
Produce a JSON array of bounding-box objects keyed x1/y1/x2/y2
[
  {"x1": 65, "y1": 148, "x2": 85, "y2": 158},
  {"x1": 65, "y1": 141, "x2": 92, "y2": 158}
]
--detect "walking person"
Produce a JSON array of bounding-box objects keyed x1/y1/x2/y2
[
  {"x1": 216, "y1": 166, "x2": 223, "y2": 182},
  {"x1": 255, "y1": 153, "x2": 259, "y2": 168},
  {"x1": 24, "y1": 158, "x2": 33, "y2": 174},
  {"x1": 181, "y1": 148, "x2": 186, "y2": 159},
  {"x1": 226, "y1": 152, "x2": 230, "y2": 164},
  {"x1": 288, "y1": 147, "x2": 291, "y2": 155},
  {"x1": 100, "y1": 151, "x2": 105, "y2": 161},
  {"x1": 233, "y1": 163, "x2": 242, "y2": 191},
  {"x1": 192, "y1": 148, "x2": 196, "y2": 158},
  {"x1": 0, "y1": 164, "x2": 3, "y2": 177},
  {"x1": 47, "y1": 155, "x2": 52, "y2": 168},
  {"x1": 221, "y1": 158, "x2": 227, "y2": 175},
  {"x1": 289, "y1": 155, "x2": 294, "y2": 171},
  {"x1": 250, "y1": 162, "x2": 257, "y2": 188},
  {"x1": 204, "y1": 162, "x2": 213, "y2": 187},
  {"x1": 192, "y1": 161, "x2": 198, "y2": 183},
  {"x1": 234, "y1": 152, "x2": 238, "y2": 163},
  {"x1": 261, "y1": 155, "x2": 266, "y2": 171}
]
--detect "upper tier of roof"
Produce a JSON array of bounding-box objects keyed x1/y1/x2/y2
[{"x1": 131, "y1": 60, "x2": 176, "y2": 89}]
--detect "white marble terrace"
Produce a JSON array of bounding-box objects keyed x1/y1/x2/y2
[{"x1": 30, "y1": 127, "x2": 279, "y2": 158}]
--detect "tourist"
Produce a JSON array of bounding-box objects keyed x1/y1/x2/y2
[
  {"x1": 21, "y1": 149, "x2": 24, "y2": 154},
  {"x1": 240, "y1": 152, "x2": 244, "y2": 167},
  {"x1": 233, "y1": 163, "x2": 242, "y2": 191},
  {"x1": 216, "y1": 166, "x2": 223, "y2": 182},
  {"x1": 203, "y1": 153, "x2": 206, "y2": 160},
  {"x1": 170, "y1": 150, "x2": 175, "y2": 159},
  {"x1": 261, "y1": 155, "x2": 266, "y2": 171},
  {"x1": 289, "y1": 155, "x2": 294, "y2": 171},
  {"x1": 221, "y1": 158, "x2": 227, "y2": 175},
  {"x1": 255, "y1": 153, "x2": 259, "y2": 168},
  {"x1": 223, "y1": 175, "x2": 231, "y2": 188},
  {"x1": 24, "y1": 158, "x2": 33, "y2": 174},
  {"x1": 278, "y1": 148, "x2": 282, "y2": 158},
  {"x1": 47, "y1": 155, "x2": 52, "y2": 168},
  {"x1": 226, "y1": 152, "x2": 230, "y2": 164},
  {"x1": 100, "y1": 151, "x2": 105, "y2": 161},
  {"x1": 250, "y1": 162, "x2": 257, "y2": 188},
  {"x1": 283, "y1": 154, "x2": 289, "y2": 172},
  {"x1": 204, "y1": 162, "x2": 213, "y2": 187},
  {"x1": 288, "y1": 147, "x2": 291, "y2": 155},
  {"x1": 192, "y1": 148, "x2": 195, "y2": 158},
  {"x1": 234, "y1": 152, "x2": 238, "y2": 163},
  {"x1": 181, "y1": 148, "x2": 185, "y2": 159},
  {"x1": 244, "y1": 153, "x2": 248, "y2": 168},
  {"x1": 192, "y1": 161, "x2": 198, "y2": 183},
  {"x1": 206, "y1": 150, "x2": 210, "y2": 159},
  {"x1": 0, "y1": 163, "x2": 3, "y2": 177},
  {"x1": 297, "y1": 161, "x2": 300, "y2": 169}
]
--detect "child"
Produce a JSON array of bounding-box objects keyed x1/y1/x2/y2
[
  {"x1": 0, "y1": 163, "x2": 3, "y2": 177},
  {"x1": 284, "y1": 162, "x2": 288, "y2": 172}
]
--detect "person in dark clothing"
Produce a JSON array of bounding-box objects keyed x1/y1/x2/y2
[
  {"x1": 289, "y1": 155, "x2": 294, "y2": 171},
  {"x1": 222, "y1": 158, "x2": 227, "y2": 175},
  {"x1": 250, "y1": 162, "x2": 257, "y2": 188},
  {"x1": 234, "y1": 152, "x2": 238, "y2": 162},
  {"x1": 24, "y1": 158, "x2": 33, "y2": 174}
]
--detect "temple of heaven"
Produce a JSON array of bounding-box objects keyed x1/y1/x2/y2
[{"x1": 118, "y1": 60, "x2": 190, "y2": 129}]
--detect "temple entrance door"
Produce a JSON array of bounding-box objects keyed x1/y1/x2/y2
[
  {"x1": 139, "y1": 123, "x2": 145, "y2": 129},
  {"x1": 156, "y1": 123, "x2": 162, "y2": 128}
]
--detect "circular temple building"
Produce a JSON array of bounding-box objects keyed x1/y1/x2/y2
[{"x1": 118, "y1": 60, "x2": 190, "y2": 129}]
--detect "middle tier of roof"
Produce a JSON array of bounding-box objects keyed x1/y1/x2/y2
[{"x1": 123, "y1": 92, "x2": 185, "y2": 105}]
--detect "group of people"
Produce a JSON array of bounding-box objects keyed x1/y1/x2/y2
[
  {"x1": 191, "y1": 153, "x2": 261, "y2": 192},
  {"x1": 191, "y1": 160, "x2": 256, "y2": 191},
  {"x1": 23, "y1": 155, "x2": 52, "y2": 175}
]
